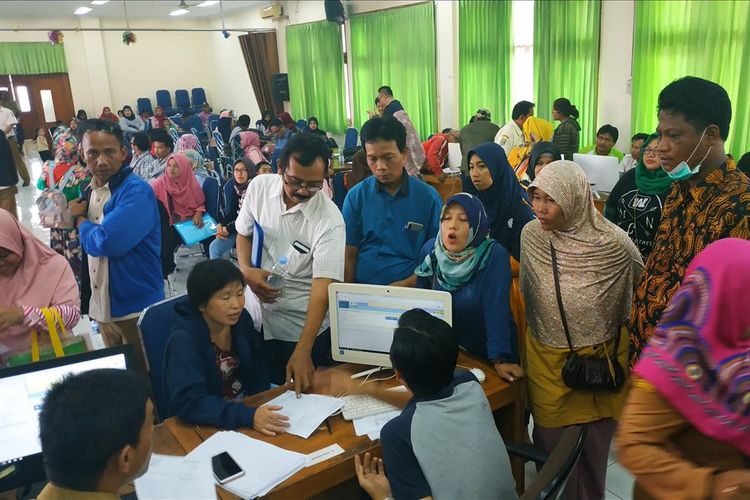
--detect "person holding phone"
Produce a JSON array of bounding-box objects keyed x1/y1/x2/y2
[
  {"x1": 343, "y1": 117, "x2": 442, "y2": 286},
  {"x1": 165, "y1": 260, "x2": 288, "y2": 434}
]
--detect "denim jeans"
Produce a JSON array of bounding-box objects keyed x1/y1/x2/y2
[{"x1": 209, "y1": 233, "x2": 236, "y2": 259}]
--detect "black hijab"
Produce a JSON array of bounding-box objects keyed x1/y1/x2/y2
[{"x1": 528, "y1": 142, "x2": 562, "y2": 182}]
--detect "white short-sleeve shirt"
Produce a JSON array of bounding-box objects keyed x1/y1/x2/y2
[
  {"x1": 494, "y1": 120, "x2": 524, "y2": 156},
  {"x1": 235, "y1": 174, "x2": 345, "y2": 342},
  {"x1": 0, "y1": 106, "x2": 18, "y2": 137}
]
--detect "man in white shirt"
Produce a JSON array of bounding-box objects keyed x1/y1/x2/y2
[
  {"x1": 619, "y1": 132, "x2": 649, "y2": 174},
  {"x1": 494, "y1": 100, "x2": 535, "y2": 156},
  {"x1": 0, "y1": 97, "x2": 30, "y2": 186},
  {"x1": 236, "y1": 133, "x2": 345, "y2": 395}
]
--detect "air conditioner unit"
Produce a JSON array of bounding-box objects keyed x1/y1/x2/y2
[{"x1": 260, "y1": 4, "x2": 283, "y2": 19}]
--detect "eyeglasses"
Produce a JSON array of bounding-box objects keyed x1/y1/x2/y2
[
  {"x1": 643, "y1": 148, "x2": 659, "y2": 156},
  {"x1": 283, "y1": 174, "x2": 323, "y2": 192}
]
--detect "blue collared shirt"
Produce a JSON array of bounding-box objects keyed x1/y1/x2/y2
[{"x1": 343, "y1": 171, "x2": 442, "y2": 284}]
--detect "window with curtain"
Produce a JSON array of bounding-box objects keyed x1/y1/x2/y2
[
  {"x1": 0, "y1": 43, "x2": 67, "y2": 75},
  {"x1": 285, "y1": 21, "x2": 347, "y2": 134},
  {"x1": 632, "y1": 0, "x2": 750, "y2": 157},
  {"x1": 349, "y1": 2, "x2": 437, "y2": 139},
  {"x1": 534, "y1": 0, "x2": 600, "y2": 145},
  {"x1": 458, "y1": 0, "x2": 512, "y2": 127}
]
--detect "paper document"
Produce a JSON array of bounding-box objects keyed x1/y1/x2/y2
[
  {"x1": 353, "y1": 410, "x2": 401, "y2": 437},
  {"x1": 264, "y1": 391, "x2": 344, "y2": 439},
  {"x1": 305, "y1": 444, "x2": 345, "y2": 467},
  {"x1": 135, "y1": 453, "x2": 216, "y2": 500},
  {"x1": 187, "y1": 430, "x2": 306, "y2": 499}
]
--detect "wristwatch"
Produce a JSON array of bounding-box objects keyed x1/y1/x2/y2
[{"x1": 490, "y1": 357, "x2": 508, "y2": 366}]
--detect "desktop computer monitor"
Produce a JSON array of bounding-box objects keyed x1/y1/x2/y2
[
  {"x1": 0, "y1": 345, "x2": 133, "y2": 491},
  {"x1": 328, "y1": 283, "x2": 452, "y2": 368},
  {"x1": 572, "y1": 153, "x2": 620, "y2": 193}
]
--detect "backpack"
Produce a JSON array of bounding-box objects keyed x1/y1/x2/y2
[{"x1": 36, "y1": 166, "x2": 77, "y2": 228}]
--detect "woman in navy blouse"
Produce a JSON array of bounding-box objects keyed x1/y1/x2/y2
[{"x1": 413, "y1": 192, "x2": 523, "y2": 383}]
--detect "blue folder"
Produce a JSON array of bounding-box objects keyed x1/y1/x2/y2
[
  {"x1": 173, "y1": 214, "x2": 218, "y2": 246},
  {"x1": 252, "y1": 221, "x2": 263, "y2": 267}
]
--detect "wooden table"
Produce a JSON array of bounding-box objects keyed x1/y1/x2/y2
[
  {"x1": 153, "y1": 352, "x2": 525, "y2": 499},
  {"x1": 423, "y1": 174, "x2": 463, "y2": 202}
]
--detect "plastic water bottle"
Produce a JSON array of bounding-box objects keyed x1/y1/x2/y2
[
  {"x1": 338, "y1": 149, "x2": 345, "y2": 168},
  {"x1": 266, "y1": 256, "x2": 290, "y2": 289}
]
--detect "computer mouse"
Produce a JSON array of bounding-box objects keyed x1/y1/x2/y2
[{"x1": 469, "y1": 367, "x2": 486, "y2": 384}]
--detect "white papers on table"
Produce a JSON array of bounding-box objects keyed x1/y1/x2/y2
[
  {"x1": 135, "y1": 453, "x2": 216, "y2": 500},
  {"x1": 264, "y1": 390, "x2": 344, "y2": 439},
  {"x1": 186, "y1": 430, "x2": 306, "y2": 499},
  {"x1": 353, "y1": 410, "x2": 401, "y2": 438}
]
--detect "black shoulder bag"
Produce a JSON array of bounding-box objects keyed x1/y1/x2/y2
[{"x1": 550, "y1": 242, "x2": 625, "y2": 392}]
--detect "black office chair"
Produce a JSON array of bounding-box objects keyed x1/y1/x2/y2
[{"x1": 506, "y1": 425, "x2": 587, "y2": 500}]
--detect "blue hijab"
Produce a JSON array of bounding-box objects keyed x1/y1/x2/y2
[
  {"x1": 415, "y1": 193, "x2": 496, "y2": 292},
  {"x1": 461, "y1": 142, "x2": 535, "y2": 260}
]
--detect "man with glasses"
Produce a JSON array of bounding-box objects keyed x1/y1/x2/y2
[
  {"x1": 236, "y1": 133, "x2": 344, "y2": 395},
  {"x1": 343, "y1": 116, "x2": 442, "y2": 286},
  {"x1": 68, "y1": 119, "x2": 163, "y2": 374}
]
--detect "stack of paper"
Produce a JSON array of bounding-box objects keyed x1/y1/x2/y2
[
  {"x1": 135, "y1": 454, "x2": 217, "y2": 500},
  {"x1": 263, "y1": 391, "x2": 344, "y2": 439},
  {"x1": 187, "y1": 431, "x2": 306, "y2": 499},
  {"x1": 353, "y1": 410, "x2": 401, "y2": 441}
]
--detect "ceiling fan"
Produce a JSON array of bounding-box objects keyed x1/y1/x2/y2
[{"x1": 169, "y1": 0, "x2": 219, "y2": 17}]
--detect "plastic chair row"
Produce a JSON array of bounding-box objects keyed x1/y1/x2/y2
[{"x1": 137, "y1": 88, "x2": 208, "y2": 116}]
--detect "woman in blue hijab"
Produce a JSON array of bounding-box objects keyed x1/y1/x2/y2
[
  {"x1": 462, "y1": 142, "x2": 535, "y2": 260},
  {"x1": 414, "y1": 192, "x2": 523, "y2": 382}
]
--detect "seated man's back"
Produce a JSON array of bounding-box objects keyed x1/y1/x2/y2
[{"x1": 381, "y1": 370, "x2": 515, "y2": 499}]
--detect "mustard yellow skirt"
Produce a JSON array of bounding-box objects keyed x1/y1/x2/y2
[{"x1": 524, "y1": 327, "x2": 630, "y2": 429}]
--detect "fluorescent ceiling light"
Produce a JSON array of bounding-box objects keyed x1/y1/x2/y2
[
  {"x1": 74, "y1": 6, "x2": 93, "y2": 14},
  {"x1": 90, "y1": 0, "x2": 109, "y2": 5},
  {"x1": 169, "y1": 8, "x2": 190, "y2": 16},
  {"x1": 197, "y1": 1, "x2": 219, "y2": 6}
]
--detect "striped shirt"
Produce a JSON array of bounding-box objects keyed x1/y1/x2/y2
[
  {"x1": 235, "y1": 174, "x2": 345, "y2": 342},
  {"x1": 131, "y1": 152, "x2": 164, "y2": 180}
]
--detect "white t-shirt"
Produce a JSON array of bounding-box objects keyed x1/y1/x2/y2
[
  {"x1": 0, "y1": 106, "x2": 18, "y2": 137},
  {"x1": 235, "y1": 174, "x2": 345, "y2": 342},
  {"x1": 620, "y1": 154, "x2": 637, "y2": 174}
]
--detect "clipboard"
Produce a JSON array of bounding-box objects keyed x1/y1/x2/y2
[
  {"x1": 252, "y1": 221, "x2": 263, "y2": 268},
  {"x1": 173, "y1": 214, "x2": 218, "y2": 246}
]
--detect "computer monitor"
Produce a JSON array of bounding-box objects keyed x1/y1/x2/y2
[
  {"x1": 572, "y1": 153, "x2": 620, "y2": 193},
  {"x1": 329, "y1": 283, "x2": 452, "y2": 368},
  {"x1": 0, "y1": 345, "x2": 133, "y2": 491}
]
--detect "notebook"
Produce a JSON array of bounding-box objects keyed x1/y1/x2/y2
[{"x1": 173, "y1": 214, "x2": 218, "y2": 246}]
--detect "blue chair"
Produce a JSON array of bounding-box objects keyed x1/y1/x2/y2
[
  {"x1": 175, "y1": 89, "x2": 190, "y2": 111},
  {"x1": 137, "y1": 294, "x2": 189, "y2": 421},
  {"x1": 332, "y1": 171, "x2": 348, "y2": 210},
  {"x1": 208, "y1": 114, "x2": 219, "y2": 134},
  {"x1": 190, "y1": 127, "x2": 208, "y2": 156},
  {"x1": 155, "y1": 89, "x2": 173, "y2": 114},
  {"x1": 191, "y1": 87, "x2": 207, "y2": 107},
  {"x1": 202, "y1": 175, "x2": 222, "y2": 221},
  {"x1": 344, "y1": 127, "x2": 358, "y2": 150},
  {"x1": 137, "y1": 97, "x2": 153, "y2": 116},
  {"x1": 168, "y1": 127, "x2": 180, "y2": 145}
]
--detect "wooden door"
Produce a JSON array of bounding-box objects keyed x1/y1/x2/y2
[{"x1": 10, "y1": 74, "x2": 75, "y2": 142}]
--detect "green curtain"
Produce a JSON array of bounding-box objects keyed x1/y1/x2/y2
[
  {"x1": 350, "y1": 2, "x2": 436, "y2": 139},
  {"x1": 285, "y1": 21, "x2": 347, "y2": 134},
  {"x1": 534, "y1": 0, "x2": 600, "y2": 144},
  {"x1": 458, "y1": 0, "x2": 512, "y2": 126},
  {"x1": 632, "y1": 1, "x2": 750, "y2": 156},
  {"x1": 0, "y1": 42, "x2": 67, "y2": 75}
]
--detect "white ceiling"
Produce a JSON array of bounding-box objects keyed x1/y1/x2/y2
[{"x1": 0, "y1": 1, "x2": 268, "y2": 20}]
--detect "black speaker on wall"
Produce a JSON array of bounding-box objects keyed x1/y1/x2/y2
[
  {"x1": 272, "y1": 73, "x2": 289, "y2": 102},
  {"x1": 325, "y1": 0, "x2": 345, "y2": 24}
]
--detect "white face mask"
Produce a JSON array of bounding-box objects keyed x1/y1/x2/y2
[{"x1": 662, "y1": 128, "x2": 711, "y2": 181}]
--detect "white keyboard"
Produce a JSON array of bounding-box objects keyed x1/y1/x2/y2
[{"x1": 341, "y1": 395, "x2": 399, "y2": 421}]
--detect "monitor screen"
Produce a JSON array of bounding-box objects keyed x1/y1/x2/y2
[
  {"x1": 0, "y1": 346, "x2": 131, "y2": 471},
  {"x1": 329, "y1": 284, "x2": 452, "y2": 368}
]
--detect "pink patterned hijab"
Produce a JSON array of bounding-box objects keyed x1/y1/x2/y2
[
  {"x1": 635, "y1": 238, "x2": 750, "y2": 456},
  {"x1": 150, "y1": 153, "x2": 206, "y2": 221},
  {"x1": 240, "y1": 131, "x2": 265, "y2": 165}
]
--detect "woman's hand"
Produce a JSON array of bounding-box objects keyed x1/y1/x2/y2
[
  {"x1": 192, "y1": 211, "x2": 205, "y2": 228},
  {"x1": 215, "y1": 224, "x2": 229, "y2": 239},
  {"x1": 494, "y1": 362, "x2": 525, "y2": 383},
  {"x1": 0, "y1": 307, "x2": 24, "y2": 330},
  {"x1": 253, "y1": 405, "x2": 290, "y2": 436},
  {"x1": 355, "y1": 453, "x2": 392, "y2": 500}
]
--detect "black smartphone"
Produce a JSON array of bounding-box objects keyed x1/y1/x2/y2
[
  {"x1": 405, "y1": 221, "x2": 424, "y2": 232},
  {"x1": 211, "y1": 451, "x2": 245, "y2": 484}
]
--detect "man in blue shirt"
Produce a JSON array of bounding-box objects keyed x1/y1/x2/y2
[
  {"x1": 269, "y1": 117, "x2": 295, "y2": 172},
  {"x1": 343, "y1": 117, "x2": 442, "y2": 285},
  {"x1": 354, "y1": 309, "x2": 516, "y2": 499}
]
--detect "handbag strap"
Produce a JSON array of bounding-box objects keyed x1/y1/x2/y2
[
  {"x1": 49, "y1": 165, "x2": 77, "y2": 192},
  {"x1": 550, "y1": 241, "x2": 622, "y2": 357},
  {"x1": 549, "y1": 241, "x2": 575, "y2": 353},
  {"x1": 31, "y1": 307, "x2": 66, "y2": 362}
]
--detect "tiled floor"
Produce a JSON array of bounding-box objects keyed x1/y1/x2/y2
[{"x1": 14, "y1": 145, "x2": 635, "y2": 499}]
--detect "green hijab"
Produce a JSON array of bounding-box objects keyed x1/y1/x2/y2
[{"x1": 635, "y1": 133, "x2": 672, "y2": 195}]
